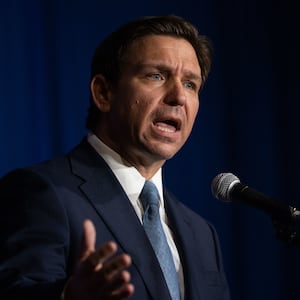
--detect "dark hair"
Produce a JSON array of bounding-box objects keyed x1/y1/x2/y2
[{"x1": 86, "y1": 15, "x2": 213, "y2": 131}]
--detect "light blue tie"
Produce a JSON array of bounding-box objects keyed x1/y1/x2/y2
[{"x1": 140, "y1": 180, "x2": 181, "y2": 300}]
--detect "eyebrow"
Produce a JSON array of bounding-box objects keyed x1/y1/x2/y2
[{"x1": 134, "y1": 63, "x2": 202, "y2": 83}]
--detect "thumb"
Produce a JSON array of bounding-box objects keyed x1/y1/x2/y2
[{"x1": 79, "y1": 219, "x2": 96, "y2": 261}]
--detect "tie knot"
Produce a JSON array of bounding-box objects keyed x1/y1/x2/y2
[{"x1": 140, "y1": 180, "x2": 159, "y2": 210}]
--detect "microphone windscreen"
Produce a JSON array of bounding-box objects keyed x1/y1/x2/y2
[{"x1": 211, "y1": 173, "x2": 240, "y2": 201}]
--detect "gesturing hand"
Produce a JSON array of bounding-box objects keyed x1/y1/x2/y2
[{"x1": 63, "y1": 220, "x2": 134, "y2": 300}]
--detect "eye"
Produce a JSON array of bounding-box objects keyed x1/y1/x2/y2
[
  {"x1": 147, "y1": 73, "x2": 164, "y2": 81},
  {"x1": 184, "y1": 80, "x2": 196, "y2": 90}
]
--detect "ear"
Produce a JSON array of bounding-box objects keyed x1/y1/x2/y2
[{"x1": 90, "y1": 74, "x2": 112, "y2": 112}]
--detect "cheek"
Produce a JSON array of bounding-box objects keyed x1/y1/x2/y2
[
  {"x1": 130, "y1": 92, "x2": 155, "y2": 114},
  {"x1": 127, "y1": 98, "x2": 152, "y2": 128},
  {"x1": 187, "y1": 101, "x2": 199, "y2": 125}
]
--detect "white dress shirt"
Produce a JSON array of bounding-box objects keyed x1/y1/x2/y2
[{"x1": 87, "y1": 133, "x2": 184, "y2": 298}]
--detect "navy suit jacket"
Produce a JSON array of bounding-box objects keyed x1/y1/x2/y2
[{"x1": 0, "y1": 139, "x2": 230, "y2": 299}]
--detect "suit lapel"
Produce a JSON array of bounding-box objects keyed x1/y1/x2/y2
[
  {"x1": 69, "y1": 140, "x2": 171, "y2": 300},
  {"x1": 164, "y1": 190, "x2": 206, "y2": 300}
]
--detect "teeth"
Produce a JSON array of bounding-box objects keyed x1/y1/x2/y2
[{"x1": 156, "y1": 124, "x2": 176, "y2": 133}]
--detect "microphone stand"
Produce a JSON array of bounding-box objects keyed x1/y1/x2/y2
[{"x1": 272, "y1": 211, "x2": 300, "y2": 247}]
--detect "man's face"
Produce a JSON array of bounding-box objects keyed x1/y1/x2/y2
[{"x1": 98, "y1": 35, "x2": 202, "y2": 167}]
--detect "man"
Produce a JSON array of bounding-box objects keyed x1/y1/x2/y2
[{"x1": 0, "y1": 15, "x2": 230, "y2": 299}]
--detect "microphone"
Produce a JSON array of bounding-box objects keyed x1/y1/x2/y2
[{"x1": 211, "y1": 172, "x2": 300, "y2": 223}]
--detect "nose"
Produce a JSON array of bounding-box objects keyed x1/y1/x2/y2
[{"x1": 164, "y1": 79, "x2": 187, "y2": 106}]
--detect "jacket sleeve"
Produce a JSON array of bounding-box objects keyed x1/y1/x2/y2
[{"x1": 0, "y1": 169, "x2": 69, "y2": 300}]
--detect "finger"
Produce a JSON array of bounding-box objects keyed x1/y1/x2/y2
[
  {"x1": 87, "y1": 242, "x2": 117, "y2": 271},
  {"x1": 104, "y1": 269, "x2": 132, "y2": 292},
  {"x1": 109, "y1": 274, "x2": 135, "y2": 299},
  {"x1": 99, "y1": 253, "x2": 132, "y2": 282},
  {"x1": 112, "y1": 283, "x2": 135, "y2": 299},
  {"x1": 83, "y1": 253, "x2": 131, "y2": 293},
  {"x1": 79, "y1": 219, "x2": 96, "y2": 261},
  {"x1": 77, "y1": 241, "x2": 117, "y2": 276},
  {"x1": 95, "y1": 269, "x2": 135, "y2": 300}
]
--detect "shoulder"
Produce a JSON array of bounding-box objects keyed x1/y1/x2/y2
[
  {"x1": 0, "y1": 138, "x2": 92, "y2": 187},
  {"x1": 0, "y1": 157, "x2": 69, "y2": 192}
]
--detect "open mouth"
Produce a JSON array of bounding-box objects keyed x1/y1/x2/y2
[{"x1": 154, "y1": 119, "x2": 181, "y2": 133}]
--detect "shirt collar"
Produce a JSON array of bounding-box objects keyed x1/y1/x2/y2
[{"x1": 87, "y1": 133, "x2": 164, "y2": 206}]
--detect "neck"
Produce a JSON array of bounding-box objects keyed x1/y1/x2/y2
[{"x1": 92, "y1": 131, "x2": 165, "y2": 180}]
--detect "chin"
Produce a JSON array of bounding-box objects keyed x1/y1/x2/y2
[
  {"x1": 143, "y1": 139, "x2": 183, "y2": 161},
  {"x1": 151, "y1": 147, "x2": 180, "y2": 161}
]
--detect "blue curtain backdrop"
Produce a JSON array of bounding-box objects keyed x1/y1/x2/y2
[{"x1": 0, "y1": 1, "x2": 298, "y2": 299}]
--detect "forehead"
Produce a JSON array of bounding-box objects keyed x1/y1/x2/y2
[{"x1": 123, "y1": 35, "x2": 201, "y2": 73}]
